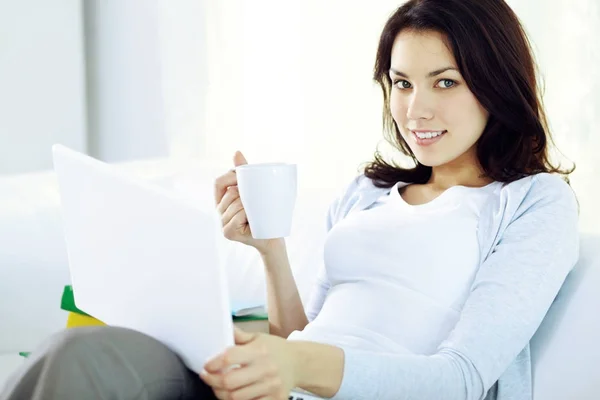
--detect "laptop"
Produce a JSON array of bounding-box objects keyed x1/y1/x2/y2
[
  {"x1": 52, "y1": 144, "x2": 234, "y2": 373},
  {"x1": 52, "y1": 145, "x2": 324, "y2": 400}
]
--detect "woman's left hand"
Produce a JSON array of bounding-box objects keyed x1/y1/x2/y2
[{"x1": 201, "y1": 327, "x2": 297, "y2": 400}]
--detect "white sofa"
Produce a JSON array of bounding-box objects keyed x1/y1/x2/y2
[{"x1": 0, "y1": 160, "x2": 598, "y2": 399}]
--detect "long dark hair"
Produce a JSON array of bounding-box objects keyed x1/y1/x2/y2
[{"x1": 364, "y1": 0, "x2": 574, "y2": 188}]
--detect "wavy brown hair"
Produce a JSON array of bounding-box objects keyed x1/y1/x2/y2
[{"x1": 364, "y1": 0, "x2": 574, "y2": 188}]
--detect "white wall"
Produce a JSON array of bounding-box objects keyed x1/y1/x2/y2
[
  {"x1": 203, "y1": 0, "x2": 600, "y2": 231},
  {"x1": 1, "y1": 0, "x2": 596, "y2": 231},
  {"x1": 157, "y1": 0, "x2": 208, "y2": 160},
  {"x1": 203, "y1": 0, "x2": 403, "y2": 189},
  {"x1": 84, "y1": 0, "x2": 167, "y2": 162},
  {"x1": 84, "y1": 0, "x2": 207, "y2": 163},
  {"x1": 0, "y1": 0, "x2": 87, "y2": 175},
  {"x1": 506, "y1": 0, "x2": 600, "y2": 232}
]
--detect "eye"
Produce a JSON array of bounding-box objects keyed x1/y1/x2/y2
[
  {"x1": 437, "y1": 79, "x2": 456, "y2": 89},
  {"x1": 393, "y1": 79, "x2": 412, "y2": 90}
]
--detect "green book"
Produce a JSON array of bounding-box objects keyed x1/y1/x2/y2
[
  {"x1": 62, "y1": 284, "x2": 268, "y2": 321},
  {"x1": 232, "y1": 312, "x2": 268, "y2": 322},
  {"x1": 60, "y1": 285, "x2": 90, "y2": 317}
]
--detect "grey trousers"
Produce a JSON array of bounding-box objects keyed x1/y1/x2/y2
[{"x1": 0, "y1": 326, "x2": 218, "y2": 400}]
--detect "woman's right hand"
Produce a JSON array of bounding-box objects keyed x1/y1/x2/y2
[{"x1": 214, "y1": 151, "x2": 282, "y2": 255}]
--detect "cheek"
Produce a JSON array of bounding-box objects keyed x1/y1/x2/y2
[
  {"x1": 389, "y1": 94, "x2": 407, "y2": 125},
  {"x1": 446, "y1": 95, "x2": 488, "y2": 137}
]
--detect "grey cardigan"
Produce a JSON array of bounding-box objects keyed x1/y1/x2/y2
[{"x1": 310, "y1": 173, "x2": 580, "y2": 400}]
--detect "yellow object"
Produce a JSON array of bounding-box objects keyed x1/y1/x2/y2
[{"x1": 66, "y1": 312, "x2": 106, "y2": 328}]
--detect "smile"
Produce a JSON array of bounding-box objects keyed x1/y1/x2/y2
[{"x1": 410, "y1": 130, "x2": 447, "y2": 146}]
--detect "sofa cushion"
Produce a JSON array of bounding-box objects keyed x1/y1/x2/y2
[{"x1": 530, "y1": 233, "x2": 600, "y2": 400}]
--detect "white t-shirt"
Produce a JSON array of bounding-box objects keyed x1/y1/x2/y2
[{"x1": 288, "y1": 181, "x2": 500, "y2": 356}]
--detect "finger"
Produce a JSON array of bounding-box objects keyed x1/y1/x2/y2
[
  {"x1": 210, "y1": 388, "x2": 228, "y2": 400},
  {"x1": 220, "y1": 198, "x2": 244, "y2": 227},
  {"x1": 216, "y1": 186, "x2": 240, "y2": 215},
  {"x1": 204, "y1": 345, "x2": 257, "y2": 373},
  {"x1": 214, "y1": 171, "x2": 238, "y2": 205},
  {"x1": 200, "y1": 371, "x2": 225, "y2": 390},
  {"x1": 214, "y1": 362, "x2": 273, "y2": 392},
  {"x1": 222, "y1": 208, "x2": 249, "y2": 239},
  {"x1": 234, "y1": 326, "x2": 257, "y2": 345},
  {"x1": 229, "y1": 378, "x2": 283, "y2": 400},
  {"x1": 233, "y1": 150, "x2": 248, "y2": 167}
]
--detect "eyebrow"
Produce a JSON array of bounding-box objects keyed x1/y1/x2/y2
[{"x1": 389, "y1": 67, "x2": 459, "y2": 78}]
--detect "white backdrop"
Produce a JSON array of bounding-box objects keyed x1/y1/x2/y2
[
  {"x1": 0, "y1": 1, "x2": 596, "y2": 229},
  {"x1": 506, "y1": 0, "x2": 600, "y2": 232},
  {"x1": 84, "y1": 0, "x2": 208, "y2": 162},
  {"x1": 201, "y1": 0, "x2": 600, "y2": 231},
  {"x1": 202, "y1": 0, "x2": 403, "y2": 189},
  {"x1": 0, "y1": 0, "x2": 87, "y2": 175}
]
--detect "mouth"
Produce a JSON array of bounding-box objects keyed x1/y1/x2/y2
[{"x1": 410, "y1": 130, "x2": 447, "y2": 146}]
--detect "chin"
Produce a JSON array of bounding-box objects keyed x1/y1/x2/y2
[
  {"x1": 414, "y1": 158, "x2": 441, "y2": 168},
  {"x1": 411, "y1": 152, "x2": 447, "y2": 168}
]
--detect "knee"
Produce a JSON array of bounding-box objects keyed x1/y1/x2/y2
[
  {"x1": 51, "y1": 326, "x2": 117, "y2": 348},
  {"x1": 43, "y1": 326, "x2": 130, "y2": 363}
]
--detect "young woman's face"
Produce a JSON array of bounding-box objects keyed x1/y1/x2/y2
[{"x1": 389, "y1": 30, "x2": 489, "y2": 168}]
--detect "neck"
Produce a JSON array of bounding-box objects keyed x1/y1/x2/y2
[{"x1": 427, "y1": 152, "x2": 491, "y2": 190}]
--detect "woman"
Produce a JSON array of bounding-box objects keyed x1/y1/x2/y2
[{"x1": 1, "y1": 0, "x2": 578, "y2": 399}]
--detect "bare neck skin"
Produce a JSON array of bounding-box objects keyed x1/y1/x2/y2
[{"x1": 427, "y1": 145, "x2": 492, "y2": 191}]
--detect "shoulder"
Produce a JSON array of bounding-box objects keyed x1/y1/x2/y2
[
  {"x1": 488, "y1": 173, "x2": 579, "y2": 249},
  {"x1": 477, "y1": 173, "x2": 579, "y2": 258},
  {"x1": 502, "y1": 173, "x2": 577, "y2": 213},
  {"x1": 530, "y1": 173, "x2": 576, "y2": 199},
  {"x1": 478, "y1": 173, "x2": 580, "y2": 275}
]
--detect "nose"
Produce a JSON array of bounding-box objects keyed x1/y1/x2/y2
[{"x1": 406, "y1": 90, "x2": 434, "y2": 121}]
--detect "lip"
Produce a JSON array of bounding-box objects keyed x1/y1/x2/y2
[{"x1": 409, "y1": 130, "x2": 447, "y2": 146}]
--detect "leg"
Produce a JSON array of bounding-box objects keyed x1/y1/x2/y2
[{"x1": 0, "y1": 326, "x2": 217, "y2": 400}]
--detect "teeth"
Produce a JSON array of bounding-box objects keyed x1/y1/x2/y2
[{"x1": 414, "y1": 130, "x2": 444, "y2": 139}]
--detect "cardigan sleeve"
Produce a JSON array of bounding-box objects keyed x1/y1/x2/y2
[{"x1": 331, "y1": 175, "x2": 579, "y2": 400}]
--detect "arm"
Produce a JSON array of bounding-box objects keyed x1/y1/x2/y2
[
  {"x1": 213, "y1": 153, "x2": 309, "y2": 338},
  {"x1": 262, "y1": 179, "x2": 351, "y2": 336},
  {"x1": 260, "y1": 239, "x2": 309, "y2": 338},
  {"x1": 289, "y1": 340, "x2": 345, "y2": 398},
  {"x1": 291, "y1": 176, "x2": 580, "y2": 400}
]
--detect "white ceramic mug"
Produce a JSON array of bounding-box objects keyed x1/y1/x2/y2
[{"x1": 235, "y1": 163, "x2": 297, "y2": 239}]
